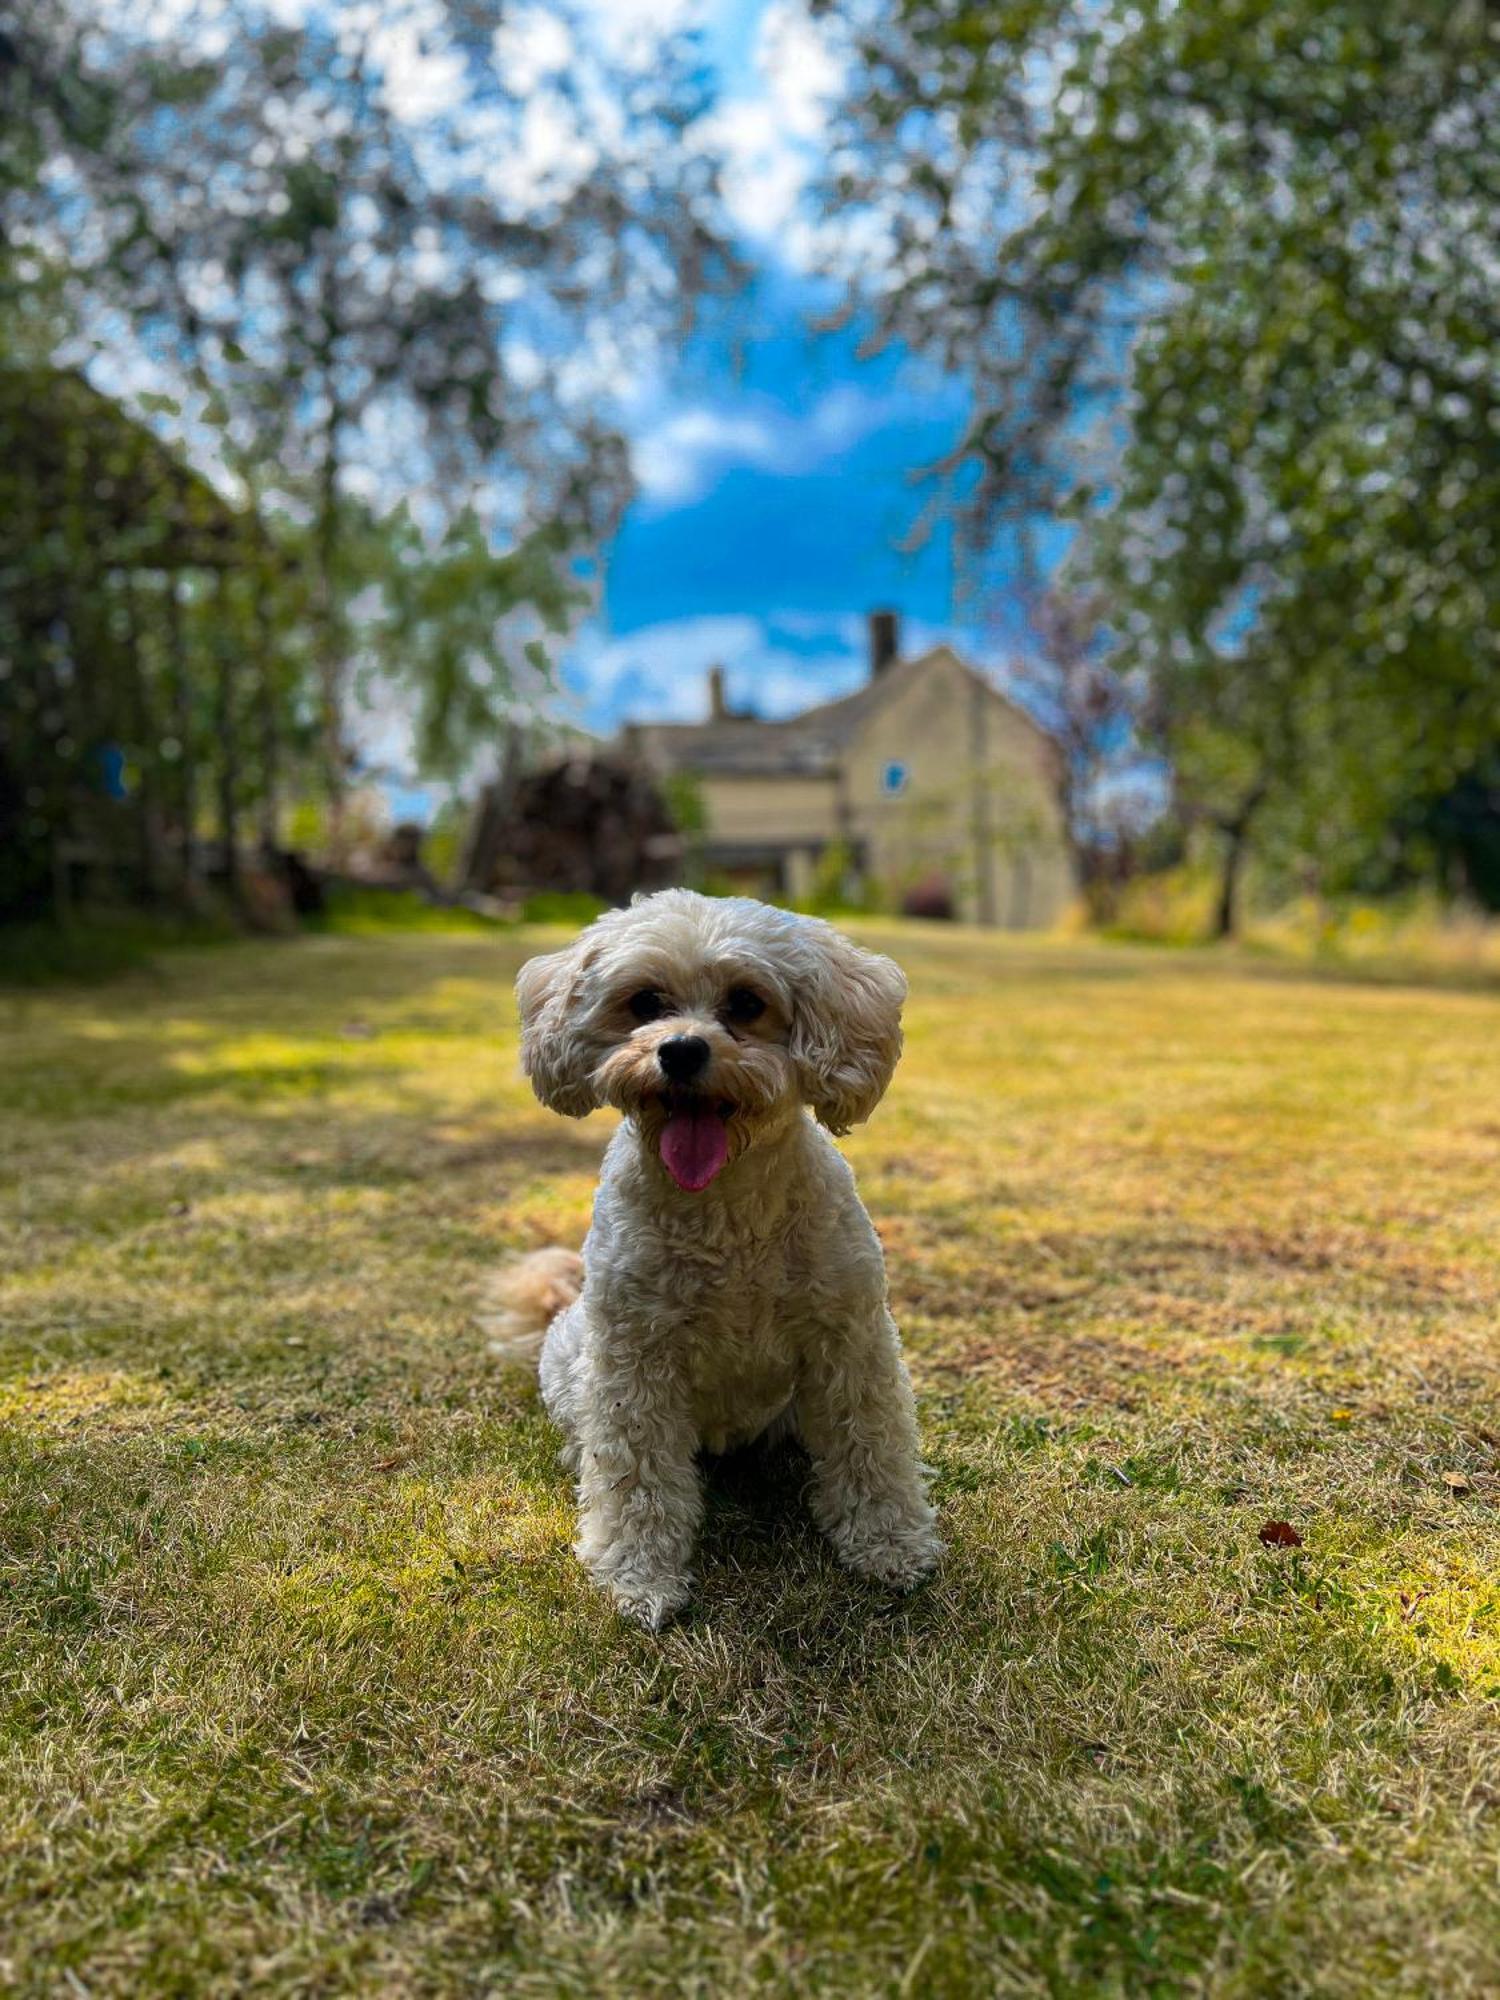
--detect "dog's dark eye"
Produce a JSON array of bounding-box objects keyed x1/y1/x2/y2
[
  {"x1": 724, "y1": 986, "x2": 766, "y2": 1026},
  {"x1": 628, "y1": 989, "x2": 666, "y2": 1023}
]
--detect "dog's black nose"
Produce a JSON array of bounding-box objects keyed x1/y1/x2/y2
[{"x1": 658, "y1": 1035, "x2": 710, "y2": 1084}]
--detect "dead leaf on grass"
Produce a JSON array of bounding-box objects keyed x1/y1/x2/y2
[{"x1": 1258, "y1": 1520, "x2": 1303, "y2": 1548}]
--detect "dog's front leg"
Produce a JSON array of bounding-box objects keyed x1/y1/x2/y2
[
  {"x1": 798, "y1": 1305, "x2": 942, "y2": 1591},
  {"x1": 573, "y1": 1338, "x2": 701, "y2": 1631}
]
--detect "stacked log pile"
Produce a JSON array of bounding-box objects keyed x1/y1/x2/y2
[{"x1": 461, "y1": 753, "x2": 681, "y2": 906}]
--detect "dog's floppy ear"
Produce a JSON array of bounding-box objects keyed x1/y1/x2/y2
[
  {"x1": 789, "y1": 924, "x2": 907, "y2": 1134},
  {"x1": 516, "y1": 939, "x2": 600, "y2": 1118}
]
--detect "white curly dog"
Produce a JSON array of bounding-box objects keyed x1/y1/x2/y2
[{"x1": 486, "y1": 889, "x2": 942, "y2": 1628}]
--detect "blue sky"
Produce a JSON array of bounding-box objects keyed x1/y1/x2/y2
[{"x1": 553, "y1": 0, "x2": 984, "y2": 738}]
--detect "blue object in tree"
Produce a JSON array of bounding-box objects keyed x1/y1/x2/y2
[{"x1": 98, "y1": 744, "x2": 128, "y2": 800}]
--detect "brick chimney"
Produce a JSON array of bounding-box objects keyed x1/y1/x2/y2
[
  {"x1": 708, "y1": 665, "x2": 729, "y2": 720},
  {"x1": 868, "y1": 608, "x2": 900, "y2": 678}
]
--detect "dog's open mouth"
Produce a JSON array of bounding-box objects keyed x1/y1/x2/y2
[{"x1": 658, "y1": 1092, "x2": 735, "y2": 1192}]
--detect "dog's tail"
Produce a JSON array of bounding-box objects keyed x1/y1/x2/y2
[{"x1": 479, "y1": 1246, "x2": 584, "y2": 1366}]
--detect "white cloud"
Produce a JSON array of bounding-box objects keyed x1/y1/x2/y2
[
  {"x1": 800, "y1": 382, "x2": 890, "y2": 451},
  {"x1": 570, "y1": 0, "x2": 706, "y2": 64},
  {"x1": 564, "y1": 615, "x2": 778, "y2": 727},
  {"x1": 631, "y1": 383, "x2": 898, "y2": 503},
  {"x1": 707, "y1": 99, "x2": 808, "y2": 240},
  {"x1": 485, "y1": 88, "x2": 600, "y2": 208},
  {"x1": 632, "y1": 409, "x2": 780, "y2": 501},
  {"x1": 700, "y1": 0, "x2": 845, "y2": 257},
  {"x1": 369, "y1": 16, "x2": 466, "y2": 121},
  {"x1": 492, "y1": 6, "x2": 575, "y2": 94},
  {"x1": 758, "y1": 0, "x2": 844, "y2": 142}
]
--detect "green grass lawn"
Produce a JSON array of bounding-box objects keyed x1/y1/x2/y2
[{"x1": 2, "y1": 924, "x2": 1499, "y2": 1996}]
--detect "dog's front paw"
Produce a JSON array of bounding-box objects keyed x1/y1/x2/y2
[
  {"x1": 580, "y1": 1544, "x2": 694, "y2": 1630},
  {"x1": 606, "y1": 1570, "x2": 693, "y2": 1631},
  {"x1": 823, "y1": 1507, "x2": 944, "y2": 1592}
]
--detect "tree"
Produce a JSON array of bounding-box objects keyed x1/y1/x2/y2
[
  {"x1": 1002, "y1": 584, "x2": 1147, "y2": 913},
  {"x1": 0, "y1": 5, "x2": 110, "y2": 364},
  {"x1": 354, "y1": 500, "x2": 585, "y2": 785},
  {"x1": 38, "y1": 0, "x2": 736, "y2": 841},
  {"x1": 2, "y1": 11, "x2": 320, "y2": 922},
  {"x1": 819, "y1": 0, "x2": 1500, "y2": 928},
  {"x1": 0, "y1": 362, "x2": 283, "y2": 918}
]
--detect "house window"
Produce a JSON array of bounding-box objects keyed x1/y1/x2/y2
[{"x1": 880, "y1": 760, "x2": 910, "y2": 797}]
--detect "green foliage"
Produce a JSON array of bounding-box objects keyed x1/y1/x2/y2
[
  {"x1": 825, "y1": 0, "x2": 1500, "y2": 912},
  {"x1": 45, "y1": 0, "x2": 735, "y2": 825},
  {"x1": 660, "y1": 770, "x2": 707, "y2": 839},
  {"x1": 420, "y1": 796, "x2": 472, "y2": 891},
  {"x1": 1104, "y1": 859, "x2": 1500, "y2": 982},
  {"x1": 358, "y1": 505, "x2": 585, "y2": 785},
  {"x1": 1373, "y1": 756, "x2": 1500, "y2": 913},
  {"x1": 659, "y1": 771, "x2": 708, "y2": 888},
  {"x1": 795, "y1": 840, "x2": 889, "y2": 918},
  {"x1": 0, "y1": 364, "x2": 293, "y2": 918}
]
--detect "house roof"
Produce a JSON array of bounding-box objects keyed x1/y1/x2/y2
[{"x1": 622, "y1": 645, "x2": 1055, "y2": 779}]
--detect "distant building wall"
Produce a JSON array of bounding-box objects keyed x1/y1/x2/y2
[
  {"x1": 840, "y1": 652, "x2": 1073, "y2": 926},
  {"x1": 697, "y1": 773, "x2": 841, "y2": 846}
]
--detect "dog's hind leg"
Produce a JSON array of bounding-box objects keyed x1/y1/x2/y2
[
  {"x1": 481, "y1": 1250, "x2": 589, "y2": 1473},
  {"x1": 537, "y1": 1297, "x2": 591, "y2": 1473}
]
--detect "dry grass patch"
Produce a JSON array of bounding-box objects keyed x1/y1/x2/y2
[{"x1": 1, "y1": 925, "x2": 1499, "y2": 1995}]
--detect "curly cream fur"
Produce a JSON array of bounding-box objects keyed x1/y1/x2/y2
[
  {"x1": 502, "y1": 889, "x2": 941, "y2": 1629},
  {"x1": 479, "y1": 1246, "x2": 584, "y2": 1362}
]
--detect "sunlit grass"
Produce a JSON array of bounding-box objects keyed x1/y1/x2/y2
[{"x1": 2, "y1": 924, "x2": 1498, "y2": 1993}]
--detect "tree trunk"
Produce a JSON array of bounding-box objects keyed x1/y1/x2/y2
[
  {"x1": 251, "y1": 518, "x2": 280, "y2": 851},
  {"x1": 1211, "y1": 782, "x2": 1267, "y2": 941},
  {"x1": 316, "y1": 440, "x2": 345, "y2": 859},
  {"x1": 121, "y1": 572, "x2": 163, "y2": 902},
  {"x1": 164, "y1": 569, "x2": 197, "y2": 889},
  {"x1": 214, "y1": 569, "x2": 241, "y2": 909},
  {"x1": 314, "y1": 272, "x2": 348, "y2": 862}
]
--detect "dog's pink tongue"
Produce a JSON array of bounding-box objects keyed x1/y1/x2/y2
[{"x1": 660, "y1": 1105, "x2": 729, "y2": 1191}]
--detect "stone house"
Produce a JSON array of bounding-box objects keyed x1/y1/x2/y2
[{"x1": 620, "y1": 612, "x2": 1075, "y2": 927}]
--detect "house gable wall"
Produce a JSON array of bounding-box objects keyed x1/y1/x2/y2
[{"x1": 840, "y1": 652, "x2": 1074, "y2": 925}]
